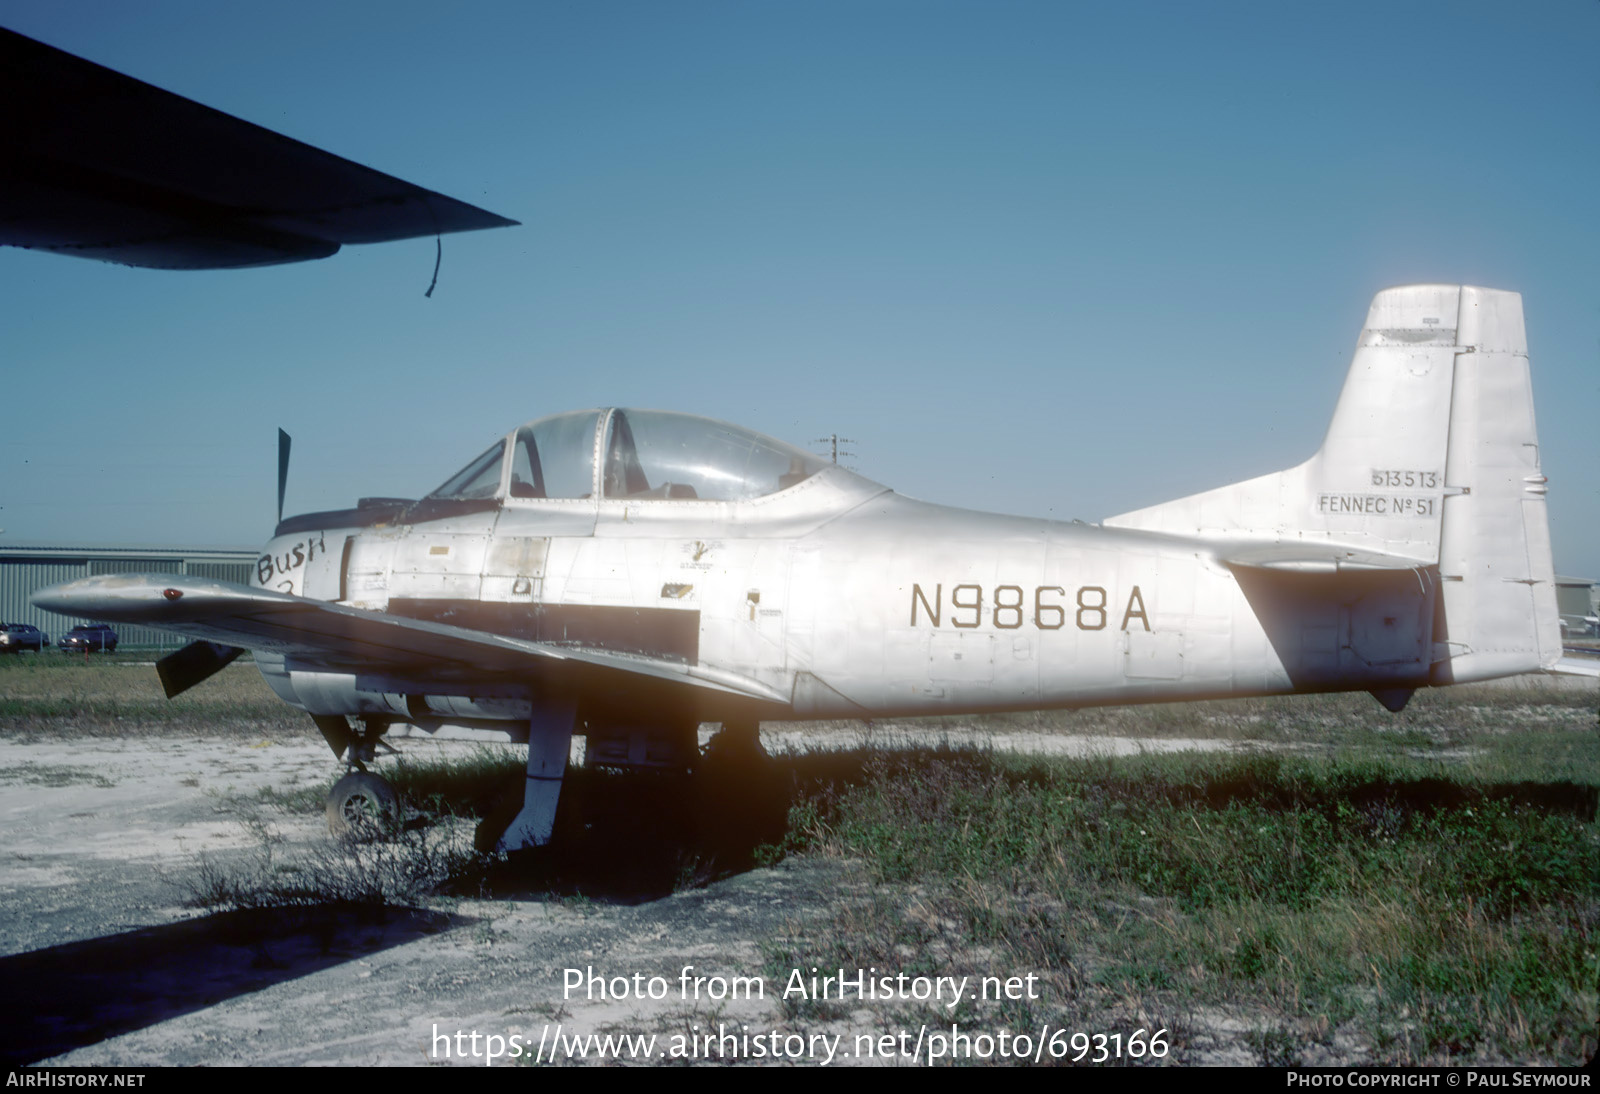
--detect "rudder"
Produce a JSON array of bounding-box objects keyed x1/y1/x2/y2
[{"x1": 1431, "y1": 287, "x2": 1559, "y2": 681}]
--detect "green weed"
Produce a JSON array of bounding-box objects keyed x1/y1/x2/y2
[{"x1": 773, "y1": 728, "x2": 1598, "y2": 1064}]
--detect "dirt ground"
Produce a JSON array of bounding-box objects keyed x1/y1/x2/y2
[
  {"x1": 0, "y1": 727, "x2": 1248, "y2": 1067},
  {"x1": 4, "y1": 665, "x2": 1593, "y2": 1068}
]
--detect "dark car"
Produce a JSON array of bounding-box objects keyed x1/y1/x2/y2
[
  {"x1": 58, "y1": 623, "x2": 118, "y2": 652},
  {"x1": 0, "y1": 623, "x2": 48, "y2": 653}
]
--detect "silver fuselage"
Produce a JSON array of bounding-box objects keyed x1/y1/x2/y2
[{"x1": 252, "y1": 464, "x2": 1431, "y2": 727}]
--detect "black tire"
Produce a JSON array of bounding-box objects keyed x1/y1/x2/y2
[{"x1": 326, "y1": 772, "x2": 401, "y2": 838}]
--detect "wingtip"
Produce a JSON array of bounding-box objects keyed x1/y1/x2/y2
[{"x1": 29, "y1": 581, "x2": 74, "y2": 616}]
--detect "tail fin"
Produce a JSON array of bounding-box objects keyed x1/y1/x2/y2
[{"x1": 1105, "y1": 285, "x2": 1560, "y2": 681}]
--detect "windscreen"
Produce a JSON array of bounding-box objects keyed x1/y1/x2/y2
[{"x1": 426, "y1": 440, "x2": 505, "y2": 500}]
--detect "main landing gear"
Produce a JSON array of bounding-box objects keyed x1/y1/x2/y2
[
  {"x1": 472, "y1": 706, "x2": 703, "y2": 854},
  {"x1": 326, "y1": 771, "x2": 400, "y2": 837},
  {"x1": 312, "y1": 714, "x2": 402, "y2": 838},
  {"x1": 475, "y1": 699, "x2": 577, "y2": 854}
]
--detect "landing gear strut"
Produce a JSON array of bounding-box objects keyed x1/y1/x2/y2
[{"x1": 480, "y1": 699, "x2": 576, "y2": 853}]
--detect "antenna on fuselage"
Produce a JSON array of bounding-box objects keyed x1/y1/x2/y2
[
  {"x1": 811, "y1": 433, "x2": 856, "y2": 467},
  {"x1": 277, "y1": 428, "x2": 292, "y2": 525}
]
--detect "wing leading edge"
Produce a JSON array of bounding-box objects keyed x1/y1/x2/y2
[
  {"x1": 0, "y1": 27, "x2": 517, "y2": 269},
  {"x1": 31, "y1": 574, "x2": 787, "y2": 704}
]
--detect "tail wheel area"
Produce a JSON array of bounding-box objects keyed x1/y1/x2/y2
[{"x1": 326, "y1": 771, "x2": 400, "y2": 838}]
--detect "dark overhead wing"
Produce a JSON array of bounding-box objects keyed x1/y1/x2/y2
[
  {"x1": 0, "y1": 27, "x2": 518, "y2": 270},
  {"x1": 31, "y1": 574, "x2": 788, "y2": 704}
]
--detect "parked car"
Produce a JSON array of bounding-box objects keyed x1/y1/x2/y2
[
  {"x1": 58, "y1": 623, "x2": 118, "y2": 652},
  {"x1": 0, "y1": 623, "x2": 48, "y2": 653}
]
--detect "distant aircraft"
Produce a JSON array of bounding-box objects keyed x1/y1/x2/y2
[
  {"x1": 35, "y1": 285, "x2": 1576, "y2": 851},
  {"x1": 0, "y1": 27, "x2": 515, "y2": 269}
]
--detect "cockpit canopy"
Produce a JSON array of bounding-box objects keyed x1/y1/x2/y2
[{"x1": 427, "y1": 409, "x2": 831, "y2": 504}]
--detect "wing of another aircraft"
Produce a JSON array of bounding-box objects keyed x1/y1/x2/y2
[
  {"x1": 31, "y1": 574, "x2": 788, "y2": 704},
  {"x1": 0, "y1": 27, "x2": 517, "y2": 269}
]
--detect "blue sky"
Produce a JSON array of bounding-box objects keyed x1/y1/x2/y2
[{"x1": 3, "y1": 1, "x2": 1597, "y2": 578}]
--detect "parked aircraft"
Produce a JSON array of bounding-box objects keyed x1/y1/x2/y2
[{"x1": 34, "y1": 285, "x2": 1570, "y2": 851}]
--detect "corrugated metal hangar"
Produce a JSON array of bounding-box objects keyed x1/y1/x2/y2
[{"x1": 1, "y1": 544, "x2": 255, "y2": 650}]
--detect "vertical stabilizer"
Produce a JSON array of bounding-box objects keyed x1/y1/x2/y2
[
  {"x1": 1107, "y1": 285, "x2": 1464, "y2": 562},
  {"x1": 1105, "y1": 285, "x2": 1559, "y2": 682}
]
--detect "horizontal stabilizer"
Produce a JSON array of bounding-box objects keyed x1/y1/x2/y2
[
  {"x1": 1549, "y1": 655, "x2": 1600, "y2": 679},
  {"x1": 1219, "y1": 543, "x2": 1432, "y2": 574}
]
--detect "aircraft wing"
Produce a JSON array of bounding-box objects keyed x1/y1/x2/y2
[
  {"x1": 0, "y1": 27, "x2": 517, "y2": 269},
  {"x1": 31, "y1": 574, "x2": 788, "y2": 704}
]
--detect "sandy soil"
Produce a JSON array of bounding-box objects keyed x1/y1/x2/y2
[{"x1": 0, "y1": 728, "x2": 1245, "y2": 1067}]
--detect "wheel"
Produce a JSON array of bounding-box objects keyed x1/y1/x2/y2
[{"x1": 326, "y1": 772, "x2": 400, "y2": 838}]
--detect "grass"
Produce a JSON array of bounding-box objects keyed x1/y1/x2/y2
[
  {"x1": 0, "y1": 652, "x2": 301, "y2": 735},
  {"x1": 256, "y1": 742, "x2": 792, "y2": 900},
  {"x1": 249, "y1": 745, "x2": 530, "y2": 816},
  {"x1": 0, "y1": 762, "x2": 117, "y2": 788},
  {"x1": 766, "y1": 725, "x2": 1598, "y2": 1065},
  {"x1": 6, "y1": 650, "x2": 1595, "y2": 1063},
  {"x1": 185, "y1": 816, "x2": 478, "y2": 911}
]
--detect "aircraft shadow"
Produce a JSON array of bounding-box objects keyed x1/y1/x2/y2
[
  {"x1": 0, "y1": 904, "x2": 464, "y2": 1066},
  {"x1": 461, "y1": 754, "x2": 793, "y2": 904},
  {"x1": 482, "y1": 750, "x2": 1596, "y2": 908}
]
